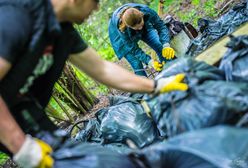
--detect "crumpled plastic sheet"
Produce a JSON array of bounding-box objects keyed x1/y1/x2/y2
[
  {"x1": 75, "y1": 96, "x2": 160, "y2": 149},
  {"x1": 145, "y1": 57, "x2": 248, "y2": 138},
  {"x1": 187, "y1": 1, "x2": 248, "y2": 56},
  {"x1": 219, "y1": 35, "x2": 248, "y2": 81},
  {"x1": 139, "y1": 126, "x2": 248, "y2": 168}
]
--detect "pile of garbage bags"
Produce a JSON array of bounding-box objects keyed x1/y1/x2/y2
[
  {"x1": 71, "y1": 32, "x2": 248, "y2": 167},
  {"x1": 187, "y1": 0, "x2": 248, "y2": 56},
  {"x1": 41, "y1": 126, "x2": 248, "y2": 168},
  {"x1": 75, "y1": 57, "x2": 248, "y2": 148},
  {"x1": 140, "y1": 126, "x2": 248, "y2": 168},
  {"x1": 146, "y1": 57, "x2": 248, "y2": 138},
  {"x1": 75, "y1": 96, "x2": 160, "y2": 148},
  {"x1": 36, "y1": 2, "x2": 248, "y2": 167}
]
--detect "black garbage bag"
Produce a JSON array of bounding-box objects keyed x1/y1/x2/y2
[
  {"x1": 157, "y1": 57, "x2": 225, "y2": 82},
  {"x1": 219, "y1": 35, "x2": 248, "y2": 81},
  {"x1": 139, "y1": 126, "x2": 248, "y2": 168},
  {"x1": 99, "y1": 96, "x2": 160, "y2": 148},
  {"x1": 187, "y1": 1, "x2": 248, "y2": 56},
  {"x1": 36, "y1": 130, "x2": 138, "y2": 168},
  {"x1": 147, "y1": 80, "x2": 248, "y2": 138},
  {"x1": 75, "y1": 57, "x2": 247, "y2": 145},
  {"x1": 144, "y1": 57, "x2": 248, "y2": 138},
  {"x1": 74, "y1": 95, "x2": 160, "y2": 149},
  {"x1": 74, "y1": 118, "x2": 102, "y2": 143},
  {"x1": 236, "y1": 113, "x2": 248, "y2": 128},
  {"x1": 53, "y1": 142, "x2": 138, "y2": 168}
]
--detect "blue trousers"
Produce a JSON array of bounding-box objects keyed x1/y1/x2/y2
[
  {"x1": 125, "y1": 54, "x2": 148, "y2": 77},
  {"x1": 125, "y1": 29, "x2": 167, "y2": 77}
]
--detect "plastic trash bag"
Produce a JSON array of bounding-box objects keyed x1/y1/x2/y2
[
  {"x1": 74, "y1": 118, "x2": 102, "y2": 143},
  {"x1": 187, "y1": 1, "x2": 248, "y2": 56},
  {"x1": 157, "y1": 57, "x2": 225, "y2": 82},
  {"x1": 139, "y1": 126, "x2": 248, "y2": 168},
  {"x1": 99, "y1": 96, "x2": 160, "y2": 148},
  {"x1": 38, "y1": 127, "x2": 248, "y2": 168},
  {"x1": 145, "y1": 57, "x2": 248, "y2": 138},
  {"x1": 74, "y1": 95, "x2": 160, "y2": 148},
  {"x1": 36, "y1": 130, "x2": 138, "y2": 168},
  {"x1": 76, "y1": 58, "x2": 248, "y2": 145},
  {"x1": 219, "y1": 35, "x2": 248, "y2": 81},
  {"x1": 236, "y1": 113, "x2": 248, "y2": 128}
]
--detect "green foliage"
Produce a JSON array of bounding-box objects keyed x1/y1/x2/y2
[
  {"x1": 204, "y1": 0, "x2": 218, "y2": 18},
  {"x1": 149, "y1": 0, "x2": 158, "y2": 11},
  {"x1": 48, "y1": 92, "x2": 69, "y2": 119},
  {"x1": 0, "y1": 152, "x2": 8, "y2": 166},
  {"x1": 192, "y1": 0, "x2": 200, "y2": 6},
  {"x1": 164, "y1": 0, "x2": 221, "y2": 27}
]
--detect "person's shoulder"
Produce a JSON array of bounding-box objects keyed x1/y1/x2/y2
[{"x1": 0, "y1": 4, "x2": 30, "y2": 22}]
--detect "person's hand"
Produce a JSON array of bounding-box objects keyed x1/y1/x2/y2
[
  {"x1": 162, "y1": 43, "x2": 175, "y2": 60},
  {"x1": 154, "y1": 73, "x2": 188, "y2": 94},
  {"x1": 148, "y1": 60, "x2": 163, "y2": 72},
  {"x1": 13, "y1": 135, "x2": 54, "y2": 168}
]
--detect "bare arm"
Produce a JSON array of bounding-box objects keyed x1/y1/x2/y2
[
  {"x1": 0, "y1": 57, "x2": 25, "y2": 154},
  {"x1": 69, "y1": 47, "x2": 155, "y2": 93}
]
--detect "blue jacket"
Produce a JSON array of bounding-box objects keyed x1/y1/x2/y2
[{"x1": 109, "y1": 3, "x2": 170, "y2": 64}]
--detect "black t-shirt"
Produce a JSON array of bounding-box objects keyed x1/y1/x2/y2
[{"x1": 0, "y1": 0, "x2": 88, "y2": 108}]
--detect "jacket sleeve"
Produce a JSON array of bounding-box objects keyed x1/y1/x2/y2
[
  {"x1": 148, "y1": 8, "x2": 170, "y2": 45},
  {"x1": 131, "y1": 43, "x2": 151, "y2": 65}
]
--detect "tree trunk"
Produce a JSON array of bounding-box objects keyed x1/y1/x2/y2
[{"x1": 49, "y1": 62, "x2": 98, "y2": 124}]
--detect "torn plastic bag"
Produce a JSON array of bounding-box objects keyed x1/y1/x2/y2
[
  {"x1": 139, "y1": 126, "x2": 248, "y2": 168},
  {"x1": 36, "y1": 130, "x2": 138, "y2": 168},
  {"x1": 99, "y1": 96, "x2": 160, "y2": 148},
  {"x1": 219, "y1": 35, "x2": 248, "y2": 81},
  {"x1": 187, "y1": 1, "x2": 248, "y2": 56},
  {"x1": 144, "y1": 57, "x2": 248, "y2": 138}
]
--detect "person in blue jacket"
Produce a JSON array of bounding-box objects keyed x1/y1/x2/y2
[{"x1": 109, "y1": 3, "x2": 175, "y2": 77}]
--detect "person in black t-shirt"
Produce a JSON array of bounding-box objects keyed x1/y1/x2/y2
[{"x1": 0, "y1": 0, "x2": 188, "y2": 167}]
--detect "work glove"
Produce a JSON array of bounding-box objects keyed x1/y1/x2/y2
[
  {"x1": 148, "y1": 60, "x2": 163, "y2": 72},
  {"x1": 153, "y1": 73, "x2": 188, "y2": 94},
  {"x1": 162, "y1": 43, "x2": 175, "y2": 60},
  {"x1": 13, "y1": 135, "x2": 54, "y2": 168}
]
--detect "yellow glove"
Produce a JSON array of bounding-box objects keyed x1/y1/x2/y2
[
  {"x1": 148, "y1": 60, "x2": 163, "y2": 72},
  {"x1": 13, "y1": 135, "x2": 54, "y2": 168},
  {"x1": 36, "y1": 139, "x2": 54, "y2": 168},
  {"x1": 154, "y1": 73, "x2": 188, "y2": 94},
  {"x1": 162, "y1": 43, "x2": 175, "y2": 60}
]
